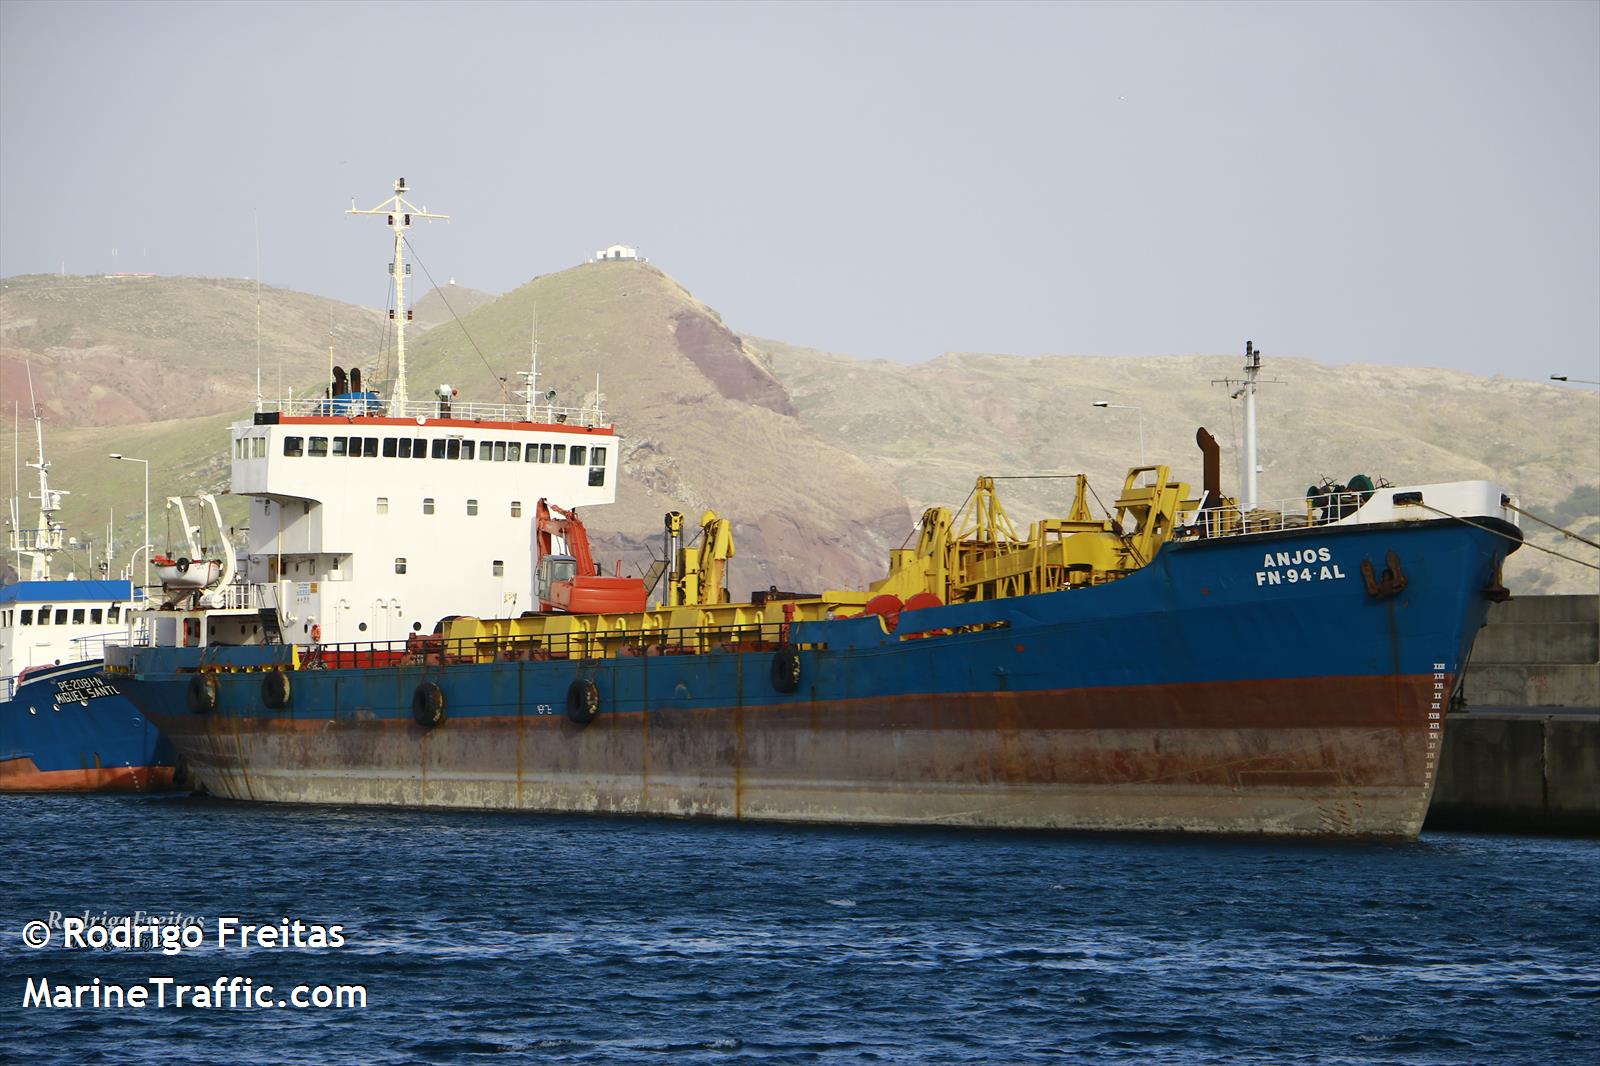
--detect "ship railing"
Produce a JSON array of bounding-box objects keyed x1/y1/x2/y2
[
  {"x1": 8, "y1": 526, "x2": 66, "y2": 552},
  {"x1": 267, "y1": 395, "x2": 608, "y2": 428},
  {"x1": 1189, "y1": 493, "x2": 1388, "y2": 541},
  {"x1": 297, "y1": 621, "x2": 798, "y2": 670},
  {"x1": 209, "y1": 581, "x2": 268, "y2": 611},
  {"x1": 70, "y1": 632, "x2": 125, "y2": 660}
]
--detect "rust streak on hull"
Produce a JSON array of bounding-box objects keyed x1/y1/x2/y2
[{"x1": 154, "y1": 673, "x2": 1445, "y2": 837}]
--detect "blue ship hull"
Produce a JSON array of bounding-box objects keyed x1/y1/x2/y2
[
  {"x1": 109, "y1": 518, "x2": 1514, "y2": 836},
  {"x1": 1, "y1": 661, "x2": 180, "y2": 792}
]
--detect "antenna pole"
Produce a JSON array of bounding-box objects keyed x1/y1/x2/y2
[
  {"x1": 348, "y1": 178, "x2": 448, "y2": 414},
  {"x1": 517, "y1": 308, "x2": 540, "y2": 421},
  {"x1": 1241, "y1": 341, "x2": 1260, "y2": 512},
  {"x1": 19, "y1": 367, "x2": 66, "y2": 581},
  {"x1": 254, "y1": 210, "x2": 263, "y2": 412}
]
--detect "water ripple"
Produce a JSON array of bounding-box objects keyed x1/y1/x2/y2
[{"x1": 1, "y1": 796, "x2": 1597, "y2": 1064}]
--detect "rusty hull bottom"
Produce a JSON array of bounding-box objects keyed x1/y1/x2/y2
[
  {"x1": 0, "y1": 757, "x2": 178, "y2": 793},
  {"x1": 160, "y1": 675, "x2": 1444, "y2": 838}
]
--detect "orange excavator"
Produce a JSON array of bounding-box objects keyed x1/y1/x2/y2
[{"x1": 534, "y1": 499, "x2": 648, "y2": 614}]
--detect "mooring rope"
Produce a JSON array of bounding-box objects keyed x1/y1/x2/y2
[
  {"x1": 1504, "y1": 502, "x2": 1600, "y2": 551},
  {"x1": 1419, "y1": 503, "x2": 1599, "y2": 571}
]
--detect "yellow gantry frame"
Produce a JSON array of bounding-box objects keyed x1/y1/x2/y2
[{"x1": 444, "y1": 466, "x2": 1199, "y2": 654}]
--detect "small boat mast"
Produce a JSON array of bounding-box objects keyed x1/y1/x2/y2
[
  {"x1": 9, "y1": 367, "x2": 68, "y2": 581},
  {"x1": 347, "y1": 178, "x2": 449, "y2": 414}
]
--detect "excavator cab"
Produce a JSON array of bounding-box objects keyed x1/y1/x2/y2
[
  {"x1": 537, "y1": 554, "x2": 578, "y2": 607},
  {"x1": 535, "y1": 499, "x2": 647, "y2": 614}
]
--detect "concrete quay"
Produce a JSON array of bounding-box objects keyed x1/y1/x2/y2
[{"x1": 1426, "y1": 594, "x2": 1599, "y2": 836}]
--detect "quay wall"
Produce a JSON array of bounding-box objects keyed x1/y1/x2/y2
[{"x1": 1426, "y1": 594, "x2": 1599, "y2": 835}]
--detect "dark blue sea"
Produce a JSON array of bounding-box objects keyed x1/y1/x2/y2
[{"x1": 1, "y1": 797, "x2": 1596, "y2": 1064}]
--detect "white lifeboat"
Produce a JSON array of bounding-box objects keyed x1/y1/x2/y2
[{"x1": 153, "y1": 555, "x2": 222, "y2": 590}]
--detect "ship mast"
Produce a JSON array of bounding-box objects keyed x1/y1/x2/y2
[
  {"x1": 9, "y1": 368, "x2": 67, "y2": 581},
  {"x1": 516, "y1": 308, "x2": 540, "y2": 421},
  {"x1": 348, "y1": 178, "x2": 448, "y2": 413},
  {"x1": 1213, "y1": 340, "x2": 1280, "y2": 513},
  {"x1": 1240, "y1": 341, "x2": 1260, "y2": 512}
]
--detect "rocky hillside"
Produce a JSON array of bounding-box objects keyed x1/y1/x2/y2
[
  {"x1": 409, "y1": 282, "x2": 496, "y2": 332},
  {"x1": 0, "y1": 274, "x2": 385, "y2": 427},
  {"x1": 400, "y1": 261, "x2": 909, "y2": 592},
  {"x1": 758, "y1": 341, "x2": 1600, "y2": 595},
  {"x1": 2, "y1": 265, "x2": 1594, "y2": 595}
]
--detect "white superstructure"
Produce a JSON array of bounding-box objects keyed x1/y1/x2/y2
[
  {"x1": 227, "y1": 398, "x2": 619, "y2": 644},
  {"x1": 156, "y1": 180, "x2": 624, "y2": 649}
]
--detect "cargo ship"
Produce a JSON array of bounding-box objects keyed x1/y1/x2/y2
[
  {"x1": 104, "y1": 182, "x2": 1524, "y2": 836},
  {"x1": 1, "y1": 387, "x2": 177, "y2": 792}
]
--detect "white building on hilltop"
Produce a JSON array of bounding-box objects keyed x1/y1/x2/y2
[{"x1": 593, "y1": 244, "x2": 641, "y2": 262}]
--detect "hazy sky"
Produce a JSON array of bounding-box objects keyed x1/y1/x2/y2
[{"x1": 2, "y1": 1, "x2": 1596, "y2": 380}]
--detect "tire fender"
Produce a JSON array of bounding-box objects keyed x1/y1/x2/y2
[
  {"x1": 186, "y1": 673, "x2": 218, "y2": 714},
  {"x1": 771, "y1": 647, "x2": 801, "y2": 693},
  {"x1": 412, "y1": 681, "x2": 446, "y2": 729},
  {"x1": 260, "y1": 669, "x2": 291, "y2": 710},
  {"x1": 567, "y1": 677, "x2": 600, "y2": 725}
]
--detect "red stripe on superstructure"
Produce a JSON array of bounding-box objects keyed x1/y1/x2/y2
[
  {"x1": 272, "y1": 416, "x2": 615, "y2": 436},
  {"x1": 0, "y1": 758, "x2": 177, "y2": 793}
]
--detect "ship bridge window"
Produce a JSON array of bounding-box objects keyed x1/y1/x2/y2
[
  {"x1": 284, "y1": 436, "x2": 304, "y2": 457},
  {"x1": 398, "y1": 438, "x2": 412, "y2": 459},
  {"x1": 383, "y1": 437, "x2": 398, "y2": 457},
  {"x1": 479, "y1": 440, "x2": 493, "y2": 461},
  {"x1": 446, "y1": 438, "x2": 461, "y2": 460},
  {"x1": 309, "y1": 436, "x2": 329, "y2": 457},
  {"x1": 461, "y1": 441, "x2": 475, "y2": 460},
  {"x1": 55, "y1": 609, "x2": 67, "y2": 625},
  {"x1": 413, "y1": 437, "x2": 426, "y2": 459},
  {"x1": 467, "y1": 499, "x2": 479, "y2": 516},
  {"x1": 72, "y1": 609, "x2": 85, "y2": 624},
  {"x1": 423, "y1": 498, "x2": 435, "y2": 515},
  {"x1": 492, "y1": 560, "x2": 504, "y2": 576},
  {"x1": 525, "y1": 445, "x2": 538, "y2": 463},
  {"x1": 589, "y1": 467, "x2": 606, "y2": 487},
  {"x1": 507, "y1": 443, "x2": 521, "y2": 462},
  {"x1": 92, "y1": 609, "x2": 103, "y2": 624},
  {"x1": 493, "y1": 441, "x2": 507, "y2": 462},
  {"x1": 363, "y1": 437, "x2": 378, "y2": 457},
  {"x1": 235, "y1": 439, "x2": 244, "y2": 459},
  {"x1": 377, "y1": 497, "x2": 389, "y2": 514},
  {"x1": 19, "y1": 609, "x2": 32, "y2": 625},
  {"x1": 431, "y1": 438, "x2": 447, "y2": 459},
  {"x1": 510, "y1": 501, "x2": 522, "y2": 518},
  {"x1": 590, "y1": 446, "x2": 606, "y2": 467},
  {"x1": 332, "y1": 437, "x2": 348, "y2": 457},
  {"x1": 569, "y1": 446, "x2": 586, "y2": 465},
  {"x1": 552, "y1": 444, "x2": 566, "y2": 464},
  {"x1": 108, "y1": 605, "x2": 121, "y2": 622},
  {"x1": 256, "y1": 437, "x2": 268, "y2": 458},
  {"x1": 37, "y1": 607, "x2": 51, "y2": 625},
  {"x1": 395, "y1": 558, "x2": 407, "y2": 574}
]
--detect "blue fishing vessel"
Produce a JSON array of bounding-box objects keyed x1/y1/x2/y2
[{"x1": 1, "y1": 392, "x2": 177, "y2": 792}]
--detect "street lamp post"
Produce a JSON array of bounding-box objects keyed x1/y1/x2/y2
[
  {"x1": 1092, "y1": 401, "x2": 1145, "y2": 466},
  {"x1": 108, "y1": 453, "x2": 150, "y2": 593}
]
